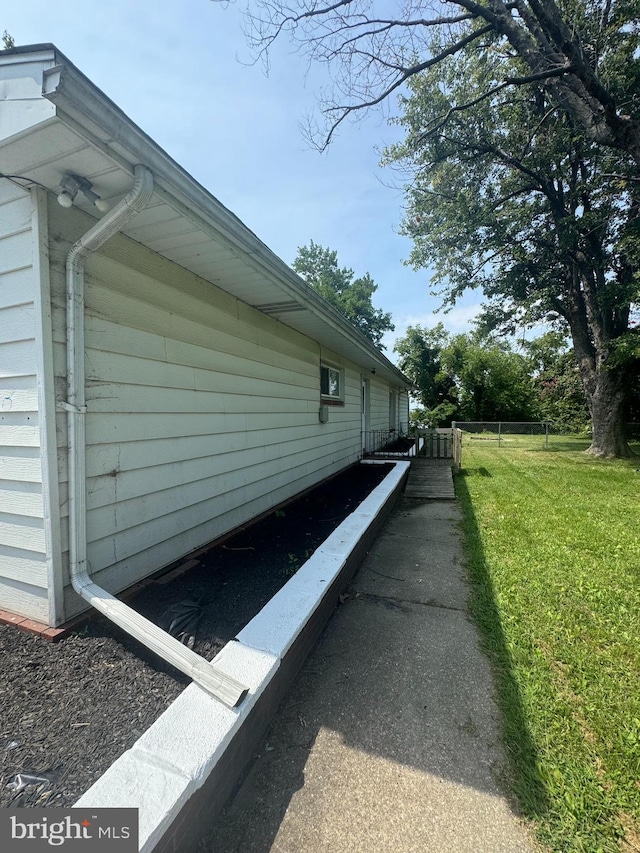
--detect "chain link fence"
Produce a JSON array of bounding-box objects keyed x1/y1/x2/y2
[
  {"x1": 451, "y1": 421, "x2": 640, "y2": 452},
  {"x1": 452, "y1": 421, "x2": 556, "y2": 451}
]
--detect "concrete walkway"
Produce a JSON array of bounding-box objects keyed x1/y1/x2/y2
[{"x1": 200, "y1": 482, "x2": 539, "y2": 852}]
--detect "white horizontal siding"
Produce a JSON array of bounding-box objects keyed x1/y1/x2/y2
[
  {"x1": 0, "y1": 547, "x2": 47, "y2": 587},
  {"x1": 0, "y1": 266, "x2": 35, "y2": 310},
  {"x1": 0, "y1": 182, "x2": 49, "y2": 618},
  {"x1": 0, "y1": 577, "x2": 49, "y2": 622},
  {"x1": 0, "y1": 446, "x2": 43, "y2": 481},
  {"x1": 0, "y1": 339, "x2": 38, "y2": 378},
  {"x1": 369, "y1": 377, "x2": 394, "y2": 432},
  {"x1": 0, "y1": 511, "x2": 46, "y2": 551},
  {"x1": 49, "y1": 202, "x2": 378, "y2": 616},
  {"x1": 0, "y1": 419, "x2": 40, "y2": 447},
  {"x1": 0, "y1": 302, "x2": 36, "y2": 342},
  {"x1": 0, "y1": 479, "x2": 44, "y2": 518}
]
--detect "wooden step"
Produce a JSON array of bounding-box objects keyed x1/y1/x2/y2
[{"x1": 404, "y1": 464, "x2": 456, "y2": 499}]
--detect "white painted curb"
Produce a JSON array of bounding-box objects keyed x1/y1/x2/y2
[{"x1": 75, "y1": 461, "x2": 409, "y2": 852}]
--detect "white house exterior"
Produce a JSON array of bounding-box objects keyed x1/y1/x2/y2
[{"x1": 0, "y1": 44, "x2": 410, "y2": 628}]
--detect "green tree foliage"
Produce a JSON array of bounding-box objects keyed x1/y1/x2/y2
[
  {"x1": 293, "y1": 241, "x2": 394, "y2": 348},
  {"x1": 523, "y1": 333, "x2": 591, "y2": 432},
  {"x1": 222, "y1": 0, "x2": 640, "y2": 455},
  {"x1": 395, "y1": 325, "x2": 537, "y2": 424},
  {"x1": 393, "y1": 323, "x2": 457, "y2": 426},
  {"x1": 440, "y1": 333, "x2": 537, "y2": 423},
  {"x1": 383, "y1": 43, "x2": 639, "y2": 456}
]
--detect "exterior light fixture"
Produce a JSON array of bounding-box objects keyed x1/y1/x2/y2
[
  {"x1": 57, "y1": 173, "x2": 110, "y2": 212},
  {"x1": 57, "y1": 191, "x2": 75, "y2": 208},
  {"x1": 82, "y1": 185, "x2": 111, "y2": 213},
  {"x1": 57, "y1": 174, "x2": 80, "y2": 208}
]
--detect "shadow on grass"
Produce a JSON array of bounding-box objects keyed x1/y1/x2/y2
[
  {"x1": 531, "y1": 439, "x2": 640, "y2": 456},
  {"x1": 454, "y1": 472, "x2": 550, "y2": 822},
  {"x1": 534, "y1": 440, "x2": 592, "y2": 453},
  {"x1": 460, "y1": 466, "x2": 493, "y2": 477}
]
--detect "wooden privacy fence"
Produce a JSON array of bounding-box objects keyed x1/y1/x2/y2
[{"x1": 414, "y1": 428, "x2": 462, "y2": 471}]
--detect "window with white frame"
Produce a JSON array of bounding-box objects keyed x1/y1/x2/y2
[{"x1": 320, "y1": 362, "x2": 343, "y2": 402}]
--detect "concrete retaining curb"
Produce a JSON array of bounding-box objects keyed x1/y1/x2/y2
[{"x1": 75, "y1": 461, "x2": 409, "y2": 852}]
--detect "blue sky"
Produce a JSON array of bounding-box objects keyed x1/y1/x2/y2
[{"x1": 4, "y1": 0, "x2": 483, "y2": 356}]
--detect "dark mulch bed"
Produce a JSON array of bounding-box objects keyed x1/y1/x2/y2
[
  {"x1": 367, "y1": 436, "x2": 414, "y2": 455},
  {"x1": 0, "y1": 462, "x2": 391, "y2": 809},
  {"x1": 381, "y1": 436, "x2": 414, "y2": 453}
]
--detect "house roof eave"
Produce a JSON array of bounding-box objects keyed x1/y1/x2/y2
[{"x1": 3, "y1": 44, "x2": 411, "y2": 389}]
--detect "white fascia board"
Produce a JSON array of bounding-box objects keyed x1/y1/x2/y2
[{"x1": 35, "y1": 48, "x2": 410, "y2": 388}]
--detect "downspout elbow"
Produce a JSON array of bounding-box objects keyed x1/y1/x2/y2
[{"x1": 68, "y1": 165, "x2": 154, "y2": 265}]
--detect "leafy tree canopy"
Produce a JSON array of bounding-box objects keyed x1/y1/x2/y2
[
  {"x1": 293, "y1": 241, "x2": 394, "y2": 348},
  {"x1": 383, "y1": 42, "x2": 639, "y2": 455},
  {"x1": 395, "y1": 325, "x2": 538, "y2": 425},
  {"x1": 219, "y1": 0, "x2": 640, "y2": 453},
  {"x1": 522, "y1": 332, "x2": 591, "y2": 432},
  {"x1": 393, "y1": 322, "x2": 457, "y2": 424},
  {"x1": 441, "y1": 332, "x2": 538, "y2": 422}
]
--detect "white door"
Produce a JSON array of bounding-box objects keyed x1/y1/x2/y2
[{"x1": 389, "y1": 389, "x2": 397, "y2": 431}]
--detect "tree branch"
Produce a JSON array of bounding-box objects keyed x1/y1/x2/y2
[{"x1": 320, "y1": 23, "x2": 495, "y2": 149}]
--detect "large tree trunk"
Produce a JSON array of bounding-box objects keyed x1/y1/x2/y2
[
  {"x1": 586, "y1": 367, "x2": 632, "y2": 457},
  {"x1": 565, "y1": 268, "x2": 632, "y2": 458}
]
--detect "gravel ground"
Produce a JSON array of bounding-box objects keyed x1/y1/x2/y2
[{"x1": 0, "y1": 463, "x2": 391, "y2": 809}]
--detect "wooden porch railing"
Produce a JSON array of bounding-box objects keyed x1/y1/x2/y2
[{"x1": 414, "y1": 428, "x2": 462, "y2": 471}]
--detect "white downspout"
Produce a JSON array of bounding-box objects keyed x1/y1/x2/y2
[{"x1": 64, "y1": 165, "x2": 248, "y2": 708}]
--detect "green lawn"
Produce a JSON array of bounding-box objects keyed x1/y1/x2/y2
[{"x1": 455, "y1": 436, "x2": 640, "y2": 852}]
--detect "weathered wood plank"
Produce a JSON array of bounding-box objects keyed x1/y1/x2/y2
[{"x1": 404, "y1": 463, "x2": 456, "y2": 500}]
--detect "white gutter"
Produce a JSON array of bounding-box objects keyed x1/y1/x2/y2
[
  {"x1": 64, "y1": 164, "x2": 248, "y2": 709},
  {"x1": 38, "y1": 52, "x2": 410, "y2": 389}
]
